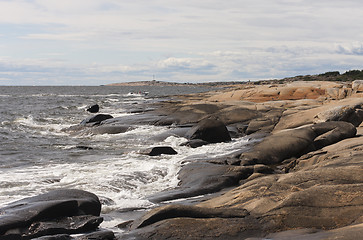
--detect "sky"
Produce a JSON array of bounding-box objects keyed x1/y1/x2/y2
[{"x1": 1, "y1": 0, "x2": 363, "y2": 85}]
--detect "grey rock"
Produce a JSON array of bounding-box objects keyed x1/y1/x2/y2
[{"x1": 185, "y1": 118, "x2": 231, "y2": 143}]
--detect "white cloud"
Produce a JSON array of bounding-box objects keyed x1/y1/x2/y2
[
  {"x1": 21, "y1": 32, "x2": 93, "y2": 41},
  {"x1": 335, "y1": 42, "x2": 363, "y2": 56},
  {"x1": 157, "y1": 57, "x2": 214, "y2": 70},
  {"x1": 1, "y1": 0, "x2": 363, "y2": 84}
]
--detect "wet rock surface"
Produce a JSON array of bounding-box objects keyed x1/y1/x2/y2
[
  {"x1": 140, "y1": 146, "x2": 178, "y2": 156},
  {"x1": 80, "y1": 114, "x2": 114, "y2": 126},
  {"x1": 0, "y1": 189, "x2": 107, "y2": 240}
]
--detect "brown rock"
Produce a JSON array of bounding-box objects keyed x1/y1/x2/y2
[
  {"x1": 240, "y1": 121, "x2": 356, "y2": 165},
  {"x1": 124, "y1": 81, "x2": 363, "y2": 240},
  {"x1": 352, "y1": 80, "x2": 363, "y2": 93},
  {"x1": 131, "y1": 204, "x2": 249, "y2": 229}
]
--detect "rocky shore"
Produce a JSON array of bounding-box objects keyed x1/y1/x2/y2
[{"x1": 1, "y1": 80, "x2": 362, "y2": 239}]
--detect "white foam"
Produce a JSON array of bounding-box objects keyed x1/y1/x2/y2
[
  {"x1": 1, "y1": 115, "x2": 254, "y2": 227},
  {"x1": 13, "y1": 115, "x2": 73, "y2": 136},
  {"x1": 77, "y1": 105, "x2": 88, "y2": 110}
]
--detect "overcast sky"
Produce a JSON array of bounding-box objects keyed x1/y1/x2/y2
[{"x1": 1, "y1": 0, "x2": 363, "y2": 85}]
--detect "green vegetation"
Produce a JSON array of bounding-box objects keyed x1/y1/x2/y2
[{"x1": 281, "y1": 69, "x2": 363, "y2": 83}]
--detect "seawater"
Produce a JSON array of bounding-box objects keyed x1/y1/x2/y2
[{"x1": 0, "y1": 85, "x2": 252, "y2": 230}]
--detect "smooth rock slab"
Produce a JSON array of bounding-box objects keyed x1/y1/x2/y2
[
  {"x1": 240, "y1": 121, "x2": 356, "y2": 165},
  {"x1": 30, "y1": 230, "x2": 115, "y2": 240},
  {"x1": 0, "y1": 189, "x2": 103, "y2": 239},
  {"x1": 149, "y1": 162, "x2": 257, "y2": 202},
  {"x1": 132, "y1": 204, "x2": 249, "y2": 229}
]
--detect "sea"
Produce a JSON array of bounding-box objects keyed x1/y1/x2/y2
[{"x1": 0, "y1": 85, "x2": 252, "y2": 234}]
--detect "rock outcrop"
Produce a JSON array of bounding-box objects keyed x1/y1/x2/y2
[
  {"x1": 0, "y1": 189, "x2": 110, "y2": 240},
  {"x1": 352, "y1": 79, "x2": 363, "y2": 93},
  {"x1": 128, "y1": 128, "x2": 363, "y2": 239},
  {"x1": 240, "y1": 121, "x2": 357, "y2": 165},
  {"x1": 123, "y1": 80, "x2": 363, "y2": 240}
]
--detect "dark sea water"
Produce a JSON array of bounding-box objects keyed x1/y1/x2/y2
[{"x1": 0, "y1": 85, "x2": 252, "y2": 233}]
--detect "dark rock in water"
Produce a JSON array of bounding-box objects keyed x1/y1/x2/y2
[
  {"x1": 89, "y1": 125, "x2": 131, "y2": 135},
  {"x1": 0, "y1": 189, "x2": 103, "y2": 239},
  {"x1": 80, "y1": 114, "x2": 113, "y2": 126},
  {"x1": 141, "y1": 146, "x2": 178, "y2": 156},
  {"x1": 76, "y1": 146, "x2": 94, "y2": 150},
  {"x1": 180, "y1": 139, "x2": 209, "y2": 148},
  {"x1": 87, "y1": 104, "x2": 99, "y2": 113},
  {"x1": 185, "y1": 118, "x2": 231, "y2": 143},
  {"x1": 100, "y1": 113, "x2": 165, "y2": 126}
]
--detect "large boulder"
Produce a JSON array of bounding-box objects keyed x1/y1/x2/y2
[
  {"x1": 352, "y1": 80, "x2": 363, "y2": 93},
  {"x1": 311, "y1": 121, "x2": 357, "y2": 149},
  {"x1": 240, "y1": 121, "x2": 356, "y2": 165},
  {"x1": 0, "y1": 189, "x2": 103, "y2": 239},
  {"x1": 185, "y1": 119, "x2": 231, "y2": 143},
  {"x1": 314, "y1": 105, "x2": 363, "y2": 126}
]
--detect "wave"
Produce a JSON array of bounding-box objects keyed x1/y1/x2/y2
[
  {"x1": 13, "y1": 115, "x2": 73, "y2": 136},
  {"x1": 0, "y1": 128, "x2": 253, "y2": 224}
]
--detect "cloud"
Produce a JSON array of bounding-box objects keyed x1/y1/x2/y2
[
  {"x1": 21, "y1": 32, "x2": 93, "y2": 41},
  {"x1": 2, "y1": 0, "x2": 363, "y2": 85},
  {"x1": 335, "y1": 42, "x2": 363, "y2": 56},
  {"x1": 157, "y1": 57, "x2": 216, "y2": 72}
]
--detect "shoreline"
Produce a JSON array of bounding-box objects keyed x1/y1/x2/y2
[
  {"x1": 1, "y1": 80, "x2": 363, "y2": 239},
  {"x1": 121, "y1": 80, "x2": 363, "y2": 239}
]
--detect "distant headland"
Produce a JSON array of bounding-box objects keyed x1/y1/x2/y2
[{"x1": 106, "y1": 69, "x2": 363, "y2": 87}]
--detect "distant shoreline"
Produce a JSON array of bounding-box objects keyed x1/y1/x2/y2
[
  {"x1": 106, "y1": 69, "x2": 363, "y2": 87},
  {"x1": 106, "y1": 80, "x2": 246, "y2": 87}
]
